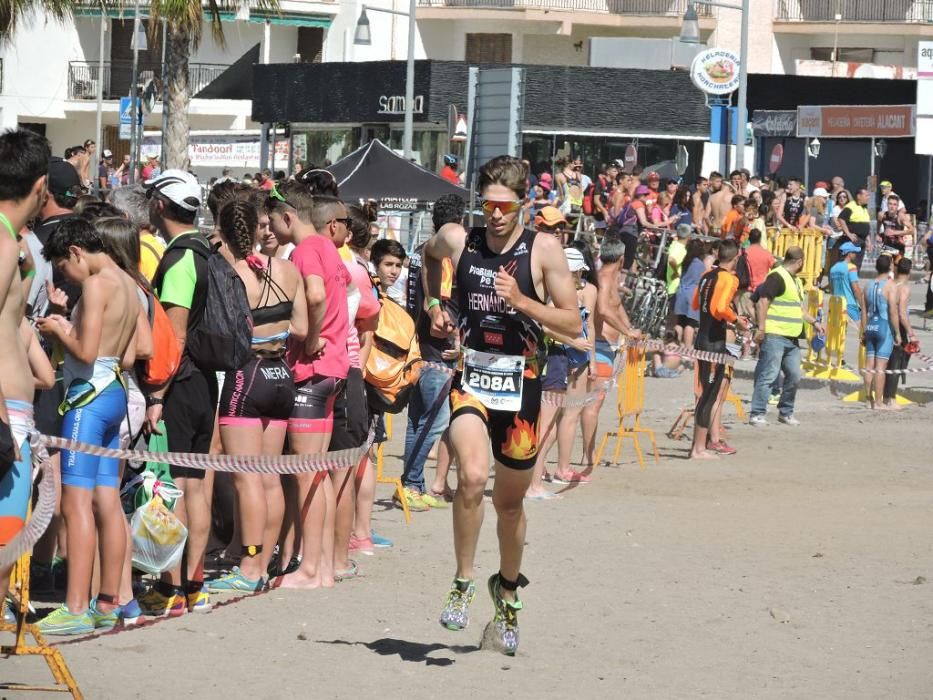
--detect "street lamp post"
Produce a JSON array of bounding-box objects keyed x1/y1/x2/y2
[
  {"x1": 680, "y1": 0, "x2": 750, "y2": 172},
  {"x1": 354, "y1": 1, "x2": 417, "y2": 160},
  {"x1": 805, "y1": 137, "x2": 820, "y2": 191}
]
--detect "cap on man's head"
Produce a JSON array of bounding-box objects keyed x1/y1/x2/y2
[
  {"x1": 635, "y1": 185, "x2": 650, "y2": 196},
  {"x1": 880, "y1": 180, "x2": 893, "y2": 188},
  {"x1": 443, "y1": 154, "x2": 457, "y2": 166},
  {"x1": 839, "y1": 241, "x2": 861, "y2": 255},
  {"x1": 102, "y1": 149, "x2": 113, "y2": 159},
  {"x1": 48, "y1": 158, "x2": 83, "y2": 198},
  {"x1": 647, "y1": 171, "x2": 660, "y2": 181},
  {"x1": 145, "y1": 168, "x2": 201, "y2": 212},
  {"x1": 564, "y1": 247, "x2": 589, "y2": 272},
  {"x1": 676, "y1": 223, "x2": 692, "y2": 239},
  {"x1": 535, "y1": 205, "x2": 568, "y2": 228},
  {"x1": 812, "y1": 187, "x2": 829, "y2": 198}
]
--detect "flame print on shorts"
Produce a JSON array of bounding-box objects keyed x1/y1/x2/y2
[{"x1": 501, "y1": 417, "x2": 538, "y2": 461}]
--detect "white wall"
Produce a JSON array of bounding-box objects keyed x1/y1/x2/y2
[
  {"x1": 335, "y1": 0, "x2": 428, "y2": 63},
  {"x1": 194, "y1": 21, "x2": 299, "y2": 65},
  {"x1": 773, "y1": 33, "x2": 913, "y2": 75},
  {"x1": 0, "y1": 10, "x2": 89, "y2": 120}
]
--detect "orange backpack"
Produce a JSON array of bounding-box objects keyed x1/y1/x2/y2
[
  {"x1": 364, "y1": 289, "x2": 422, "y2": 414},
  {"x1": 139, "y1": 288, "x2": 181, "y2": 391}
]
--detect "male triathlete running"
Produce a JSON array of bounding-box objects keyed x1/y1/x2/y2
[{"x1": 423, "y1": 156, "x2": 581, "y2": 655}]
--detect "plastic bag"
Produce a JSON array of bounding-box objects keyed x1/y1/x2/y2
[
  {"x1": 120, "y1": 422, "x2": 181, "y2": 513},
  {"x1": 131, "y1": 495, "x2": 188, "y2": 575}
]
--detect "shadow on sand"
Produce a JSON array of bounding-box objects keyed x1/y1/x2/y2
[{"x1": 318, "y1": 637, "x2": 481, "y2": 666}]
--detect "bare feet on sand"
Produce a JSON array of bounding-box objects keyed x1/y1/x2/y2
[
  {"x1": 271, "y1": 570, "x2": 334, "y2": 590},
  {"x1": 688, "y1": 448, "x2": 720, "y2": 460}
]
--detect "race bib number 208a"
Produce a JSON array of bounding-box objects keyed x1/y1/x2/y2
[{"x1": 461, "y1": 349, "x2": 524, "y2": 412}]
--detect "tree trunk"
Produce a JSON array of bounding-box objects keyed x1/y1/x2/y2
[{"x1": 163, "y1": 23, "x2": 191, "y2": 170}]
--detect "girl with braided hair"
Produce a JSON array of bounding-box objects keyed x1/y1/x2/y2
[{"x1": 206, "y1": 199, "x2": 309, "y2": 592}]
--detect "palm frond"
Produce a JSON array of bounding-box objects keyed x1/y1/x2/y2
[
  {"x1": 150, "y1": 0, "x2": 278, "y2": 50},
  {"x1": 0, "y1": 0, "x2": 74, "y2": 43}
]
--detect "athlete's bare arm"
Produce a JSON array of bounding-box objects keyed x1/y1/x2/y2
[
  {"x1": 596, "y1": 264, "x2": 638, "y2": 338},
  {"x1": 502, "y1": 233, "x2": 580, "y2": 339},
  {"x1": 303, "y1": 273, "x2": 326, "y2": 356},
  {"x1": 898, "y1": 284, "x2": 913, "y2": 343},
  {"x1": 0, "y1": 232, "x2": 26, "y2": 426},
  {"x1": 286, "y1": 261, "x2": 309, "y2": 341},
  {"x1": 424, "y1": 223, "x2": 467, "y2": 338},
  {"x1": 21, "y1": 319, "x2": 54, "y2": 390}
]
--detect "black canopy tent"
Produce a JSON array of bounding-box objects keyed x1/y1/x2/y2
[{"x1": 327, "y1": 139, "x2": 468, "y2": 211}]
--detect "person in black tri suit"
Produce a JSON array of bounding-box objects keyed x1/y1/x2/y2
[{"x1": 423, "y1": 156, "x2": 581, "y2": 655}]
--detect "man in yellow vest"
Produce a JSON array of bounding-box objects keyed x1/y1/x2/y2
[{"x1": 749, "y1": 247, "x2": 824, "y2": 426}]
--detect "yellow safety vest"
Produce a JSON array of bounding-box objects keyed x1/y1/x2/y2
[{"x1": 764, "y1": 266, "x2": 804, "y2": 337}]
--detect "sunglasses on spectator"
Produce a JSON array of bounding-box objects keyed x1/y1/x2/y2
[
  {"x1": 537, "y1": 223, "x2": 564, "y2": 234},
  {"x1": 481, "y1": 199, "x2": 523, "y2": 215},
  {"x1": 331, "y1": 216, "x2": 352, "y2": 227}
]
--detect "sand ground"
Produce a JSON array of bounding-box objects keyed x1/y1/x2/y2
[{"x1": 3, "y1": 284, "x2": 933, "y2": 699}]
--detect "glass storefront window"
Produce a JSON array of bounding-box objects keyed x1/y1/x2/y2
[
  {"x1": 387, "y1": 128, "x2": 445, "y2": 170},
  {"x1": 294, "y1": 129, "x2": 359, "y2": 167}
]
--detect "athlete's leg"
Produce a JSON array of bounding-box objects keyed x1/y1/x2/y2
[
  {"x1": 691, "y1": 360, "x2": 723, "y2": 460},
  {"x1": 219, "y1": 423, "x2": 265, "y2": 580},
  {"x1": 527, "y1": 402, "x2": 558, "y2": 496},
  {"x1": 554, "y1": 367, "x2": 588, "y2": 481},
  {"x1": 492, "y1": 464, "x2": 534, "y2": 604},
  {"x1": 330, "y1": 465, "x2": 355, "y2": 574},
  {"x1": 430, "y1": 436, "x2": 454, "y2": 499},
  {"x1": 61, "y1": 484, "x2": 94, "y2": 613},
  {"x1": 352, "y1": 451, "x2": 376, "y2": 541},
  {"x1": 448, "y1": 411, "x2": 491, "y2": 581}
]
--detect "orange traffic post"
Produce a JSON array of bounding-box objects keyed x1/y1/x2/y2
[{"x1": 595, "y1": 347, "x2": 659, "y2": 469}]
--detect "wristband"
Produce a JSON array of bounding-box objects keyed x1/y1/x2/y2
[
  {"x1": 427, "y1": 298, "x2": 441, "y2": 311},
  {"x1": 146, "y1": 396, "x2": 164, "y2": 407}
]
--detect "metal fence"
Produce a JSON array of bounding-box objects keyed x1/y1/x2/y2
[
  {"x1": 417, "y1": 0, "x2": 709, "y2": 14},
  {"x1": 775, "y1": 0, "x2": 933, "y2": 22},
  {"x1": 68, "y1": 61, "x2": 229, "y2": 101}
]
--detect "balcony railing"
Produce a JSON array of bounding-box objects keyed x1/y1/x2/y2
[
  {"x1": 67, "y1": 61, "x2": 230, "y2": 101},
  {"x1": 417, "y1": 0, "x2": 710, "y2": 15},
  {"x1": 775, "y1": 0, "x2": 933, "y2": 22}
]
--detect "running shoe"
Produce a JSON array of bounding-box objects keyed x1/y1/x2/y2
[
  {"x1": 394, "y1": 487, "x2": 430, "y2": 512},
  {"x1": 349, "y1": 535, "x2": 375, "y2": 556},
  {"x1": 2, "y1": 596, "x2": 15, "y2": 624},
  {"x1": 207, "y1": 567, "x2": 263, "y2": 593},
  {"x1": 138, "y1": 587, "x2": 186, "y2": 618},
  {"x1": 439, "y1": 578, "x2": 476, "y2": 631},
  {"x1": 89, "y1": 598, "x2": 120, "y2": 629},
  {"x1": 420, "y1": 491, "x2": 450, "y2": 509},
  {"x1": 707, "y1": 441, "x2": 737, "y2": 456},
  {"x1": 778, "y1": 414, "x2": 801, "y2": 426},
  {"x1": 487, "y1": 573, "x2": 523, "y2": 656},
  {"x1": 768, "y1": 393, "x2": 780, "y2": 406},
  {"x1": 748, "y1": 415, "x2": 768, "y2": 427},
  {"x1": 186, "y1": 586, "x2": 212, "y2": 614},
  {"x1": 371, "y1": 532, "x2": 393, "y2": 549},
  {"x1": 120, "y1": 598, "x2": 142, "y2": 626},
  {"x1": 281, "y1": 555, "x2": 302, "y2": 576},
  {"x1": 35, "y1": 605, "x2": 95, "y2": 636}
]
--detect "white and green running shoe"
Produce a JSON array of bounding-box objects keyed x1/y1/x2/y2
[
  {"x1": 36, "y1": 605, "x2": 95, "y2": 636},
  {"x1": 439, "y1": 578, "x2": 475, "y2": 631},
  {"x1": 487, "y1": 573, "x2": 523, "y2": 656}
]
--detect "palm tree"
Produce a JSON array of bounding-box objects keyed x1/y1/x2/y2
[{"x1": 149, "y1": 0, "x2": 276, "y2": 169}]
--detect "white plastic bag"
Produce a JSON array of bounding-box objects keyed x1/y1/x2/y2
[{"x1": 131, "y1": 495, "x2": 188, "y2": 575}]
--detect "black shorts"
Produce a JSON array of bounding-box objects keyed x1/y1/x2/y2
[
  {"x1": 164, "y1": 368, "x2": 218, "y2": 480},
  {"x1": 677, "y1": 314, "x2": 699, "y2": 329},
  {"x1": 218, "y1": 355, "x2": 295, "y2": 428},
  {"x1": 449, "y1": 376, "x2": 542, "y2": 471},
  {"x1": 289, "y1": 375, "x2": 343, "y2": 435},
  {"x1": 619, "y1": 229, "x2": 639, "y2": 270},
  {"x1": 329, "y1": 368, "x2": 369, "y2": 451}
]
